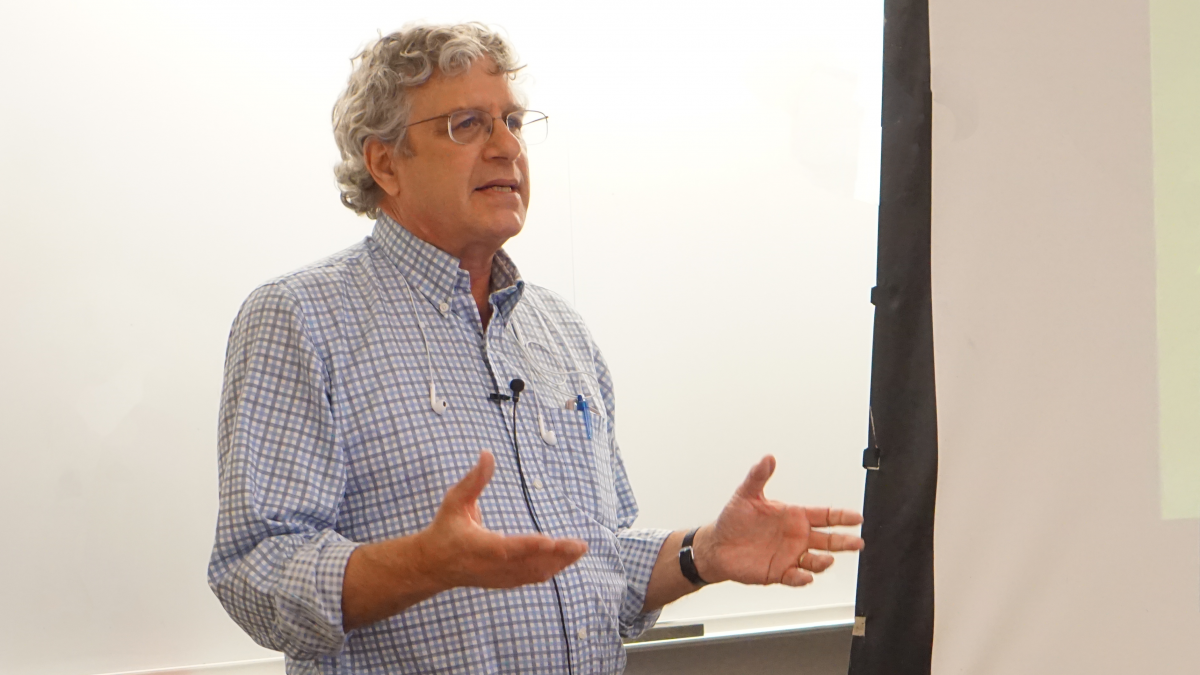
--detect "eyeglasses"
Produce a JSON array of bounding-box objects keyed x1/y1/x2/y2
[{"x1": 404, "y1": 109, "x2": 549, "y2": 146}]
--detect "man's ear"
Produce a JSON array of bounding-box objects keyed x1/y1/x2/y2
[{"x1": 363, "y1": 137, "x2": 402, "y2": 198}]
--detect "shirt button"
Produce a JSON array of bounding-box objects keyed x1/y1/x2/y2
[
  {"x1": 438, "y1": 301, "x2": 449, "y2": 313},
  {"x1": 532, "y1": 478, "x2": 544, "y2": 490},
  {"x1": 577, "y1": 627, "x2": 588, "y2": 640}
]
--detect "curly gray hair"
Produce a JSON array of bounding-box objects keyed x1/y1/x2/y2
[{"x1": 332, "y1": 23, "x2": 523, "y2": 218}]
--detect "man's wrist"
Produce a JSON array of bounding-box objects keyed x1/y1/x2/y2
[
  {"x1": 689, "y1": 524, "x2": 720, "y2": 584},
  {"x1": 405, "y1": 530, "x2": 453, "y2": 595},
  {"x1": 342, "y1": 532, "x2": 451, "y2": 632},
  {"x1": 678, "y1": 528, "x2": 708, "y2": 586},
  {"x1": 365, "y1": 531, "x2": 452, "y2": 599}
]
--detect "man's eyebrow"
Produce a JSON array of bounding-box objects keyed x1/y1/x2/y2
[{"x1": 452, "y1": 104, "x2": 525, "y2": 115}]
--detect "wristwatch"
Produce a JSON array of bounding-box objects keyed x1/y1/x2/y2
[{"x1": 678, "y1": 527, "x2": 709, "y2": 586}]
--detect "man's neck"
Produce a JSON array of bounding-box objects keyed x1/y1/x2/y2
[
  {"x1": 458, "y1": 249, "x2": 495, "y2": 330},
  {"x1": 380, "y1": 206, "x2": 500, "y2": 330}
]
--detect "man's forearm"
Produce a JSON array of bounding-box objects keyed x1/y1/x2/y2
[
  {"x1": 342, "y1": 532, "x2": 447, "y2": 632},
  {"x1": 641, "y1": 525, "x2": 718, "y2": 613}
]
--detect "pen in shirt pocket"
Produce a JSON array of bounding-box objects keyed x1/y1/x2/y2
[{"x1": 572, "y1": 394, "x2": 593, "y2": 440}]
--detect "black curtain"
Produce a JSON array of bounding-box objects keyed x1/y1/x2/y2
[{"x1": 847, "y1": 0, "x2": 937, "y2": 673}]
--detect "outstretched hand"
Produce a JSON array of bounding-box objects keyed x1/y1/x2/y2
[
  {"x1": 342, "y1": 451, "x2": 588, "y2": 631},
  {"x1": 418, "y1": 451, "x2": 588, "y2": 590},
  {"x1": 693, "y1": 455, "x2": 864, "y2": 587}
]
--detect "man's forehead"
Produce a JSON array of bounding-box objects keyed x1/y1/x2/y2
[{"x1": 410, "y1": 63, "x2": 521, "y2": 115}]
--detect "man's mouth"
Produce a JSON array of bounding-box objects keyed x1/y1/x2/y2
[{"x1": 476, "y1": 180, "x2": 519, "y2": 193}]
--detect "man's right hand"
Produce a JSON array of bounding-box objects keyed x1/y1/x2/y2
[
  {"x1": 416, "y1": 450, "x2": 588, "y2": 589},
  {"x1": 342, "y1": 451, "x2": 587, "y2": 631}
]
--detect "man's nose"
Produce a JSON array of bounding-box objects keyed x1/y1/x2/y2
[{"x1": 483, "y1": 119, "x2": 524, "y2": 159}]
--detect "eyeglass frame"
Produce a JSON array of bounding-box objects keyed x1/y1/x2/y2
[{"x1": 401, "y1": 108, "x2": 548, "y2": 146}]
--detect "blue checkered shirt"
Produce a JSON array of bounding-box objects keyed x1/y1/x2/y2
[{"x1": 208, "y1": 215, "x2": 671, "y2": 674}]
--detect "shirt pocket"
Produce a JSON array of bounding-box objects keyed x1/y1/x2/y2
[{"x1": 538, "y1": 404, "x2": 620, "y2": 531}]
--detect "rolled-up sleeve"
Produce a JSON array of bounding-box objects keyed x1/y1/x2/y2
[
  {"x1": 207, "y1": 282, "x2": 359, "y2": 658},
  {"x1": 614, "y1": 524, "x2": 672, "y2": 637}
]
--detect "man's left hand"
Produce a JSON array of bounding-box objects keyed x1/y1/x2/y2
[{"x1": 692, "y1": 455, "x2": 865, "y2": 587}]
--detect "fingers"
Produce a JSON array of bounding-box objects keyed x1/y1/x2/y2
[
  {"x1": 804, "y1": 506, "x2": 864, "y2": 528},
  {"x1": 488, "y1": 535, "x2": 588, "y2": 586},
  {"x1": 781, "y1": 566, "x2": 814, "y2": 587},
  {"x1": 809, "y1": 530, "x2": 865, "y2": 553},
  {"x1": 500, "y1": 534, "x2": 588, "y2": 562},
  {"x1": 436, "y1": 532, "x2": 588, "y2": 590},
  {"x1": 442, "y1": 451, "x2": 496, "y2": 511},
  {"x1": 798, "y1": 551, "x2": 835, "y2": 573},
  {"x1": 734, "y1": 455, "x2": 777, "y2": 499}
]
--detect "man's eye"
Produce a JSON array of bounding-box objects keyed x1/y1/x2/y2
[
  {"x1": 453, "y1": 113, "x2": 484, "y2": 131},
  {"x1": 506, "y1": 115, "x2": 524, "y2": 132}
]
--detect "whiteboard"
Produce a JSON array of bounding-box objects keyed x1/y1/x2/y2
[{"x1": 0, "y1": 1, "x2": 880, "y2": 673}]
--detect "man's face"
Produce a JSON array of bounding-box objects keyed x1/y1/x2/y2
[{"x1": 383, "y1": 58, "x2": 530, "y2": 258}]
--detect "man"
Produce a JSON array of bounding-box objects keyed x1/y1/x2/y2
[{"x1": 209, "y1": 22, "x2": 864, "y2": 674}]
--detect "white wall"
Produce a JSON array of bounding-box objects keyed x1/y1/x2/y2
[{"x1": 0, "y1": 2, "x2": 880, "y2": 673}]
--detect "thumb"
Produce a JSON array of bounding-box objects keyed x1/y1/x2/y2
[
  {"x1": 735, "y1": 454, "x2": 776, "y2": 499},
  {"x1": 443, "y1": 451, "x2": 495, "y2": 510}
]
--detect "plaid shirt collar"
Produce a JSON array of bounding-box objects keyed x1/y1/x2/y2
[{"x1": 372, "y1": 213, "x2": 525, "y2": 325}]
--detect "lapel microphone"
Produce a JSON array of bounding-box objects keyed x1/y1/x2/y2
[{"x1": 488, "y1": 379, "x2": 526, "y2": 404}]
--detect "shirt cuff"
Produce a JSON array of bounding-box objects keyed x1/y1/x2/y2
[
  {"x1": 274, "y1": 530, "x2": 362, "y2": 656},
  {"x1": 615, "y1": 527, "x2": 673, "y2": 638}
]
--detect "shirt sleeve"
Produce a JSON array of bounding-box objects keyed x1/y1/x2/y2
[
  {"x1": 207, "y1": 282, "x2": 360, "y2": 659},
  {"x1": 614, "y1": 510, "x2": 672, "y2": 635},
  {"x1": 594, "y1": 346, "x2": 673, "y2": 638}
]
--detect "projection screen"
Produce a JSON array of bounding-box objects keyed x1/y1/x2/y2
[{"x1": 930, "y1": 0, "x2": 1200, "y2": 672}]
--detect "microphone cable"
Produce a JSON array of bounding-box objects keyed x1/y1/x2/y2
[{"x1": 505, "y1": 379, "x2": 575, "y2": 675}]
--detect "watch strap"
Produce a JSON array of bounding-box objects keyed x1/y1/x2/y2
[{"x1": 678, "y1": 527, "x2": 709, "y2": 586}]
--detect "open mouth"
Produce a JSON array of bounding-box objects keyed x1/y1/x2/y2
[{"x1": 476, "y1": 180, "x2": 519, "y2": 193}]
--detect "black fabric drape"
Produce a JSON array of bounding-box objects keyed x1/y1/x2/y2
[{"x1": 847, "y1": 0, "x2": 937, "y2": 673}]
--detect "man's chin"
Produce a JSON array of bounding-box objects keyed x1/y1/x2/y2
[{"x1": 477, "y1": 214, "x2": 525, "y2": 243}]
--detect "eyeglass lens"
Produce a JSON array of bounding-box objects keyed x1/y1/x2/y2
[{"x1": 447, "y1": 110, "x2": 548, "y2": 145}]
